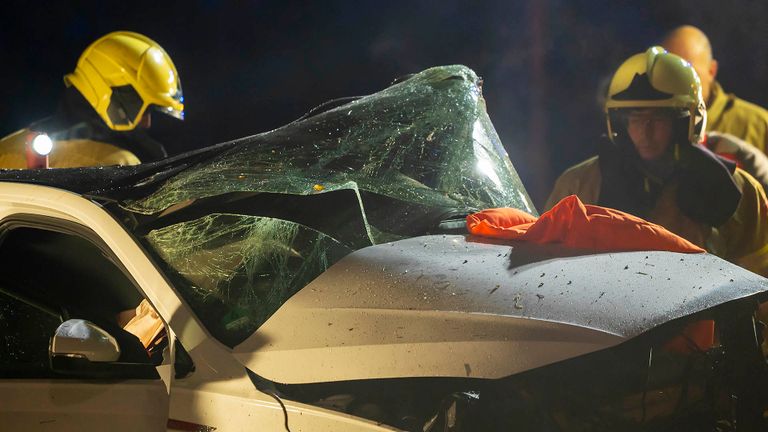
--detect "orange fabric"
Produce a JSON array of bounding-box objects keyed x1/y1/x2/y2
[
  {"x1": 663, "y1": 320, "x2": 715, "y2": 354},
  {"x1": 468, "y1": 195, "x2": 711, "y2": 353},
  {"x1": 466, "y1": 207, "x2": 538, "y2": 238},
  {"x1": 467, "y1": 195, "x2": 705, "y2": 253}
]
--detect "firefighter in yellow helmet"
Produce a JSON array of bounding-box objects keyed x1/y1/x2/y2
[
  {"x1": 547, "y1": 47, "x2": 768, "y2": 276},
  {"x1": 0, "y1": 31, "x2": 184, "y2": 168}
]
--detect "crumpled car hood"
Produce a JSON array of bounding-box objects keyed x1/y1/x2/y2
[{"x1": 234, "y1": 235, "x2": 768, "y2": 384}]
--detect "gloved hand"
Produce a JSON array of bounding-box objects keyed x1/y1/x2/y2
[
  {"x1": 708, "y1": 131, "x2": 741, "y2": 154},
  {"x1": 707, "y1": 131, "x2": 768, "y2": 191},
  {"x1": 677, "y1": 142, "x2": 741, "y2": 227}
]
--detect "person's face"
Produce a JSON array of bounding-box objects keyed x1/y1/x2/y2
[
  {"x1": 626, "y1": 109, "x2": 675, "y2": 161},
  {"x1": 138, "y1": 111, "x2": 152, "y2": 129}
]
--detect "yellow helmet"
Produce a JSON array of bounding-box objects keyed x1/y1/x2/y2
[
  {"x1": 64, "y1": 31, "x2": 184, "y2": 131},
  {"x1": 605, "y1": 46, "x2": 706, "y2": 145}
]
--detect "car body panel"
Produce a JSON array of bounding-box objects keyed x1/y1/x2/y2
[
  {"x1": 0, "y1": 182, "x2": 398, "y2": 431},
  {"x1": 168, "y1": 361, "x2": 399, "y2": 431},
  {"x1": 236, "y1": 235, "x2": 768, "y2": 383},
  {"x1": 0, "y1": 380, "x2": 168, "y2": 431}
]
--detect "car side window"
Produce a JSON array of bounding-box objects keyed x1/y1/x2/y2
[
  {"x1": 0, "y1": 225, "x2": 160, "y2": 378},
  {"x1": 0, "y1": 289, "x2": 62, "y2": 377}
]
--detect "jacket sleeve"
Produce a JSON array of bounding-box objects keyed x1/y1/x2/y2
[
  {"x1": 719, "y1": 168, "x2": 768, "y2": 276},
  {"x1": 749, "y1": 111, "x2": 768, "y2": 155},
  {"x1": 709, "y1": 131, "x2": 768, "y2": 191},
  {"x1": 0, "y1": 129, "x2": 32, "y2": 169}
]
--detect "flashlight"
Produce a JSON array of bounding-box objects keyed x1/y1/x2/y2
[{"x1": 26, "y1": 133, "x2": 52, "y2": 169}]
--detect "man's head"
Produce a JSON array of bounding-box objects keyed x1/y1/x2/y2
[
  {"x1": 625, "y1": 108, "x2": 676, "y2": 161},
  {"x1": 605, "y1": 47, "x2": 706, "y2": 161},
  {"x1": 661, "y1": 25, "x2": 718, "y2": 104}
]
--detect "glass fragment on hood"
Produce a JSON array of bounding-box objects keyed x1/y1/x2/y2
[
  {"x1": 146, "y1": 213, "x2": 352, "y2": 346},
  {"x1": 123, "y1": 65, "x2": 535, "y2": 217}
]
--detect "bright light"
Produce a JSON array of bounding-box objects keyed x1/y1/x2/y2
[
  {"x1": 31, "y1": 134, "x2": 53, "y2": 156},
  {"x1": 472, "y1": 120, "x2": 502, "y2": 188},
  {"x1": 518, "y1": 190, "x2": 534, "y2": 214},
  {"x1": 476, "y1": 159, "x2": 502, "y2": 188}
]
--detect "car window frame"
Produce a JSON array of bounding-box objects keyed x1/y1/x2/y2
[{"x1": 0, "y1": 213, "x2": 176, "y2": 378}]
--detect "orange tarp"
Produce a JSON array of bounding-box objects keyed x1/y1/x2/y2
[
  {"x1": 466, "y1": 195, "x2": 704, "y2": 253},
  {"x1": 467, "y1": 195, "x2": 710, "y2": 353}
]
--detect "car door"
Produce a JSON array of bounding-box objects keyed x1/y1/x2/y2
[{"x1": 0, "y1": 220, "x2": 169, "y2": 431}]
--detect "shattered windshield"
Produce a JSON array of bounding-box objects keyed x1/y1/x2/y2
[
  {"x1": 146, "y1": 214, "x2": 351, "y2": 347},
  {"x1": 125, "y1": 65, "x2": 534, "y2": 216},
  {"x1": 135, "y1": 65, "x2": 535, "y2": 346}
]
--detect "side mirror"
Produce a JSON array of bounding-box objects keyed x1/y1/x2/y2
[
  {"x1": 50, "y1": 319, "x2": 121, "y2": 362},
  {"x1": 49, "y1": 319, "x2": 159, "y2": 379}
]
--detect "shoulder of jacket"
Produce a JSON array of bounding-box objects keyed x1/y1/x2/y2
[
  {"x1": 734, "y1": 166, "x2": 761, "y2": 186},
  {"x1": 0, "y1": 128, "x2": 29, "y2": 144},
  {"x1": 557, "y1": 156, "x2": 600, "y2": 181},
  {"x1": 727, "y1": 95, "x2": 768, "y2": 124},
  {"x1": 50, "y1": 139, "x2": 141, "y2": 167}
]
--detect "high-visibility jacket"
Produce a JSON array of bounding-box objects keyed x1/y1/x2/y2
[
  {"x1": 0, "y1": 128, "x2": 140, "y2": 168},
  {"x1": 707, "y1": 81, "x2": 768, "y2": 154},
  {"x1": 546, "y1": 157, "x2": 768, "y2": 276}
]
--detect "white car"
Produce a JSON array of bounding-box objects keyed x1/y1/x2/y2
[{"x1": 1, "y1": 66, "x2": 768, "y2": 431}]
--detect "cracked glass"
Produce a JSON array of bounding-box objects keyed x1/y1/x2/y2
[
  {"x1": 138, "y1": 65, "x2": 535, "y2": 346},
  {"x1": 146, "y1": 214, "x2": 351, "y2": 347},
  {"x1": 125, "y1": 65, "x2": 534, "y2": 216}
]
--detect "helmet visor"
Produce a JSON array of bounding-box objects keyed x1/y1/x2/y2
[
  {"x1": 613, "y1": 108, "x2": 688, "y2": 129},
  {"x1": 107, "y1": 85, "x2": 145, "y2": 128},
  {"x1": 153, "y1": 85, "x2": 185, "y2": 120}
]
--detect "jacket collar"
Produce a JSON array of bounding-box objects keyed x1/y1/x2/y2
[{"x1": 706, "y1": 81, "x2": 728, "y2": 127}]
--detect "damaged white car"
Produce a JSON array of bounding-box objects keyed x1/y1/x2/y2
[{"x1": 1, "y1": 65, "x2": 768, "y2": 431}]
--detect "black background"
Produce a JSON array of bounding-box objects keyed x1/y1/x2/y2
[{"x1": 2, "y1": 0, "x2": 767, "y2": 206}]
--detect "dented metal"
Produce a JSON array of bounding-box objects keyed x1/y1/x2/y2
[{"x1": 235, "y1": 235, "x2": 768, "y2": 383}]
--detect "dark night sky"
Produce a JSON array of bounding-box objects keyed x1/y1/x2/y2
[{"x1": 2, "y1": 0, "x2": 767, "y2": 206}]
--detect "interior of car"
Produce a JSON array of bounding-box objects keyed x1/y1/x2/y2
[{"x1": 0, "y1": 223, "x2": 160, "y2": 378}]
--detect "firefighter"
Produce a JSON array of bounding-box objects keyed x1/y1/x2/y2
[
  {"x1": 0, "y1": 31, "x2": 184, "y2": 168},
  {"x1": 546, "y1": 47, "x2": 768, "y2": 276},
  {"x1": 662, "y1": 25, "x2": 768, "y2": 154}
]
